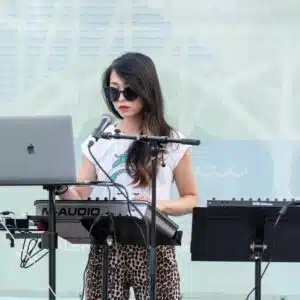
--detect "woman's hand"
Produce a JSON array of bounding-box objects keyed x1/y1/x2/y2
[
  {"x1": 134, "y1": 194, "x2": 151, "y2": 201},
  {"x1": 134, "y1": 194, "x2": 165, "y2": 212}
]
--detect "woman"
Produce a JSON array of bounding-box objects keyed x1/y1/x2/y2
[{"x1": 58, "y1": 52, "x2": 199, "y2": 300}]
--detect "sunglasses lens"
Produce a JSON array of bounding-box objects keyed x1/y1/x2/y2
[
  {"x1": 105, "y1": 87, "x2": 138, "y2": 102},
  {"x1": 105, "y1": 87, "x2": 120, "y2": 102},
  {"x1": 123, "y1": 87, "x2": 138, "y2": 101}
]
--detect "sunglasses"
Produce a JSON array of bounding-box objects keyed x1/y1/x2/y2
[{"x1": 104, "y1": 86, "x2": 138, "y2": 102}]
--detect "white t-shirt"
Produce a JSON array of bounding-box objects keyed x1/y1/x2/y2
[{"x1": 81, "y1": 124, "x2": 191, "y2": 201}]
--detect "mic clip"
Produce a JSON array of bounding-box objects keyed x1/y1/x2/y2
[{"x1": 159, "y1": 144, "x2": 166, "y2": 167}]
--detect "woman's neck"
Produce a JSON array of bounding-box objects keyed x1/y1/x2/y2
[{"x1": 118, "y1": 117, "x2": 142, "y2": 134}]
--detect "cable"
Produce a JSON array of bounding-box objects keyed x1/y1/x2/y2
[
  {"x1": 81, "y1": 181, "x2": 122, "y2": 300},
  {"x1": 245, "y1": 260, "x2": 272, "y2": 300},
  {"x1": 81, "y1": 141, "x2": 150, "y2": 299},
  {"x1": 245, "y1": 202, "x2": 291, "y2": 300},
  {"x1": 87, "y1": 143, "x2": 149, "y2": 246},
  {"x1": 79, "y1": 211, "x2": 120, "y2": 300},
  {"x1": 19, "y1": 237, "x2": 48, "y2": 268},
  {"x1": 0, "y1": 217, "x2": 15, "y2": 241},
  {"x1": 0, "y1": 211, "x2": 18, "y2": 231},
  {"x1": 79, "y1": 181, "x2": 131, "y2": 299},
  {"x1": 20, "y1": 238, "x2": 37, "y2": 267},
  {"x1": 21, "y1": 250, "x2": 49, "y2": 268},
  {"x1": 79, "y1": 209, "x2": 119, "y2": 300},
  {"x1": 0, "y1": 213, "x2": 48, "y2": 269}
]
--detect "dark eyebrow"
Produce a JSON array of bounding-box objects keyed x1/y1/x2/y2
[
  {"x1": 109, "y1": 81, "x2": 130, "y2": 90},
  {"x1": 109, "y1": 81, "x2": 119, "y2": 87}
]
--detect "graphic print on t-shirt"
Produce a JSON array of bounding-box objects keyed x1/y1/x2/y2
[{"x1": 109, "y1": 151, "x2": 134, "y2": 181}]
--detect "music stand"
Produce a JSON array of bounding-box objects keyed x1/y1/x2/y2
[{"x1": 191, "y1": 205, "x2": 300, "y2": 300}]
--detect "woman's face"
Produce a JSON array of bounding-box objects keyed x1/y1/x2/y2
[{"x1": 109, "y1": 69, "x2": 144, "y2": 119}]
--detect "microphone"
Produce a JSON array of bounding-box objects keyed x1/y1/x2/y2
[{"x1": 88, "y1": 113, "x2": 114, "y2": 147}]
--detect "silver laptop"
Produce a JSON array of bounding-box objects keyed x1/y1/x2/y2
[{"x1": 0, "y1": 115, "x2": 76, "y2": 186}]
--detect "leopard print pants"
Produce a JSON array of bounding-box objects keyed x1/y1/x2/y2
[{"x1": 85, "y1": 244, "x2": 181, "y2": 300}]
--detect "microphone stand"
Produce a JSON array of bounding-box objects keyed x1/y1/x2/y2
[
  {"x1": 101, "y1": 130, "x2": 200, "y2": 300},
  {"x1": 42, "y1": 185, "x2": 58, "y2": 300}
]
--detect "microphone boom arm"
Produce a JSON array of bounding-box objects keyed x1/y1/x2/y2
[{"x1": 101, "y1": 130, "x2": 200, "y2": 146}]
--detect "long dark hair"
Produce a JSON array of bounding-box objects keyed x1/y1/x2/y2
[{"x1": 102, "y1": 52, "x2": 173, "y2": 187}]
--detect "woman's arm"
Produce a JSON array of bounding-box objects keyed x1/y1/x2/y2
[
  {"x1": 159, "y1": 151, "x2": 199, "y2": 216},
  {"x1": 135, "y1": 151, "x2": 199, "y2": 216},
  {"x1": 58, "y1": 156, "x2": 97, "y2": 200}
]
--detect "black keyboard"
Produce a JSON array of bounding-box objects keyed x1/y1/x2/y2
[{"x1": 207, "y1": 198, "x2": 298, "y2": 207}]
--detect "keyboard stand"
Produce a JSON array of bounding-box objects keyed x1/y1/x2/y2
[
  {"x1": 28, "y1": 195, "x2": 185, "y2": 300},
  {"x1": 27, "y1": 210, "x2": 182, "y2": 300},
  {"x1": 82, "y1": 215, "x2": 182, "y2": 300},
  {"x1": 90, "y1": 213, "x2": 115, "y2": 300}
]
